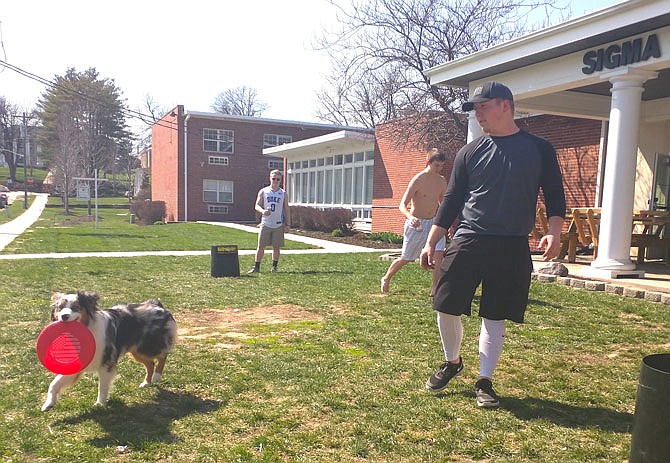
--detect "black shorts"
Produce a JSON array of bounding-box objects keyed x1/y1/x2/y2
[{"x1": 432, "y1": 235, "x2": 533, "y2": 323}]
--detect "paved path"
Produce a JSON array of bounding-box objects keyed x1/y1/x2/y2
[
  {"x1": 0, "y1": 198, "x2": 395, "y2": 260},
  {"x1": 0, "y1": 193, "x2": 49, "y2": 252}
]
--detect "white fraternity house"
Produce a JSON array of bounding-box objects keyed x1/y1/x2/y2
[{"x1": 425, "y1": 0, "x2": 670, "y2": 279}]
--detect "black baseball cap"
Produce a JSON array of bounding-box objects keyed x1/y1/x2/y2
[{"x1": 461, "y1": 81, "x2": 514, "y2": 111}]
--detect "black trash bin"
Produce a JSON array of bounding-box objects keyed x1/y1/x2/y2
[
  {"x1": 210, "y1": 245, "x2": 240, "y2": 277},
  {"x1": 629, "y1": 353, "x2": 670, "y2": 463}
]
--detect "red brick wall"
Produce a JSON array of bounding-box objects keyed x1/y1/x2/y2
[
  {"x1": 372, "y1": 120, "x2": 462, "y2": 235},
  {"x1": 372, "y1": 115, "x2": 601, "y2": 236},
  {"x1": 151, "y1": 105, "x2": 183, "y2": 222},
  {"x1": 517, "y1": 115, "x2": 601, "y2": 212}
]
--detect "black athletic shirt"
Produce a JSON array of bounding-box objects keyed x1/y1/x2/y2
[{"x1": 435, "y1": 130, "x2": 566, "y2": 237}]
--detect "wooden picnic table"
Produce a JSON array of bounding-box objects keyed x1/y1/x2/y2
[{"x1": 567, "y1": 208, "x2": 670, "y2": 264}]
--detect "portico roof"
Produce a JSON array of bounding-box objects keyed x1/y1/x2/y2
[
  {"x1": 425, "y1": 0, "x2": 670, "y2": 119},
  {"x1": 262, "y1": 129, "x2": 375, "y2": 161}
]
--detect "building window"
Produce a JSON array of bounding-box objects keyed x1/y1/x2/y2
[
  {"x1": 208, "y1": 156, "x2": 229, "y2": 166},
  {"x1": 208, "y1": 205, "x2": 229, "y2": 214},
  {"x1": 263, "y1": 134, "x2": 293, "y2": 148},
  {"x1": 268, "y1": 159, "x2": 283, "y2": 170},
  {"x1": 203, "y1": 179, "x2": 233, "y2": 203},
  {"x1": 286, "y1": 146, "x2": 374, "y2": 211},
  {"x1": 204, "y1": 128, "x2": 233, "y2": 153}
]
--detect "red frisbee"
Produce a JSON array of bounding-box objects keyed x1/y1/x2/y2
[{"x1": 36, "y1": 321, "x2": 96, "y2": 375}]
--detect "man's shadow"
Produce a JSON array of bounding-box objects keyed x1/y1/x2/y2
[
  {"x1": 53, "y1": 388, "x2": 223, "y2": 449},
  {"x1": 482, "y1": 393, "x2": 632, "y2": 433}
]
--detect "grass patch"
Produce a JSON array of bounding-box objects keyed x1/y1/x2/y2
[
  {"x1": 1, "y1": 196, "x2": 315, "y2": 253},
  {"x1": 0, "y1": 252, "x2": 667, "y2": 462}
]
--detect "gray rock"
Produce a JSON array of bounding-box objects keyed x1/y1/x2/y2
[{"x1": 537, "y1": 262, "x2": 569, "y2": 277}]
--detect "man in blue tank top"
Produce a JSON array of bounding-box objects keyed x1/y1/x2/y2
[{"x1": 248, "y1": 170, "x2": 291, "y2": 274}]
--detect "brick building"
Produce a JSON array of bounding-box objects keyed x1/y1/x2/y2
[
  {"x1": 150, "y1": 108, "x2": 601, "y2": 236},
  {"x1": 371, "y1": 114, "x2": 602, "y2": 236},
  {"x1": 151, "y1": 106, "x2": 366, "y2": 222}
]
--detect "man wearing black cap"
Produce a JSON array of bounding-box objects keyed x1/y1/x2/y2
[{"x1": 419, "y1": 81, "x2": 566, "y2": 408}]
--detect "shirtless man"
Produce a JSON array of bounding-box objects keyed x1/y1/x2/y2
[{"x1": 381, "y1": 148, "x2": 448, "y2": 294}]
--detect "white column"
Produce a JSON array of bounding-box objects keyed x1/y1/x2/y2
[
  {"x1": 466, "y1": 111, "x2": 484, "y2": 142},
  {"x1": 589, "y1": 68, "x2": 657, "y2": 278}
]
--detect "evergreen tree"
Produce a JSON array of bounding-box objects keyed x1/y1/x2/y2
[{"x1": 37, "y1": 67, "x2": 132, "y2": 212}]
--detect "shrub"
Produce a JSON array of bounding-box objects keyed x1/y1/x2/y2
[
  {"x1": 130, "y1": 200, "x2": 166, "y2": 225},
  {"x1": 369, "y1": 231, "x2": 404, "y2": 244},
  {"x1": 331, "y1": 228, "x2": 344, "y2": 237},
  {"x1": 290, "y1": 206, "x2": 355, "y2": 234}
]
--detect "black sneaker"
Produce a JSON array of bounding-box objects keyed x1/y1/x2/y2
[
  {"x1": 247, "y1": 267, "x2": 259, "y2": 274},
  {"x1": 271, "y1": 267, "x2": 277, "y2": 273},
  {"x1": 425, "y1": 358, "x2": 463, "y2": 392},
  {"x1": 474, "y1": 378, "x2": 500, "y2": 408}
]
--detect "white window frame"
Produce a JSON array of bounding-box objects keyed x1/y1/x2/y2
[
  {"x1": 203, "y1": 179, "x2": 234, "y2": 203},
  {"x1": 263, "y1": 133, "x2": 293, "y2": 148},
  {"x1": 203, "y1": 128, "x2": 234, "y2": 153},
  {"x1": 287, "y1": 149, "x2": 374, "y2": 209},
  {"x1": 208, "y1": 205, "x2": 229, "y2": 214},
  {"x1": 208, "y1": 156, "x2": 229, "y2": 166}
]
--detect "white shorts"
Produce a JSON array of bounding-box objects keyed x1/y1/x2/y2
[{"x1": 400, "y1": 218, "x2": 446, "y2": 261}]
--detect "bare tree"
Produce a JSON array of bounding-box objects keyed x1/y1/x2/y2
[
  {"x1": 52, "y1": 103, "x2": 83, "y2": 214},
  {"x1": 316, "y1": 0, "x2": 568, "y2": 146},
  {"x1": 211, "y1": 86, "x2": 269, "y2": 117},
  {"x1": 115, "y1": 138, "x2": 140, "y2": 200},
  {"x1": 0, "y1": 97, "x2": 21, "y2": 182},
  {"x1": 138, "y1": 94, "x2": 170, "y2": 125}
]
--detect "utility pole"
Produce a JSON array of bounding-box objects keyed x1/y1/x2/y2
[{"x1": 22, "y1": 112, "x2": 28, "y2": 209}]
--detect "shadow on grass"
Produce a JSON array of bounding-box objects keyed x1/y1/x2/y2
[
  {"x1": 434, "y1": 391, "x2": 632, "y2": 433},
  {"x1": 54, "y1": 388, "x2": 223, "y2": 449},
  {"x1": 500, "y1": 396, "x2": 632, "y2": 433},
  {"x1": 246, "y1": 270, "x2": 354, "y2": 276}
]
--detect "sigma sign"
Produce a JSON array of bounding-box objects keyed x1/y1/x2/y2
[{"x1": 582, "y1": 34, "x2": 661, "y2": 75}]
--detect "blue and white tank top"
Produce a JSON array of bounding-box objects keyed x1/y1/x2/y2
[{"x1": 261, "y1": 186, "x2": 285, "y2": 228}]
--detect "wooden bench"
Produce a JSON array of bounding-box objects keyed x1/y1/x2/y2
[
  {"x1": 530, "y1": 206, "x2": 578, "y2": 262},
  {"x1": 631, "y1": 210, "x2": 670, "y2": 264},
  {"x1": 570, "y1": 208, "x2": 600, "y2": 258},
  {"x1": 570, "y1": 208, "x2": 670, "y2": 264}
]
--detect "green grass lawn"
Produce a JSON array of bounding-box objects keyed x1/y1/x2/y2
[
  {"x1": 0, "y1": 196, "x2": 667, "y2": 461},
  {"x1": 0, "y1": 250, "x2": 667, "y2": 462},
  {"x1": 1, "y1": 196, "x2": 314, "y2": 253}
]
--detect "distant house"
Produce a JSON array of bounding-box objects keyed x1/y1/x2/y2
[
  {"x1": 0, "y1": 125, "x2": 46, "y2": 169},
  {"x1": 150, "y1": 105, "x2": 369, "y2": 223}
]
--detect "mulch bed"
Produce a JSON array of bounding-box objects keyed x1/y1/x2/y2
[{"x1": 289, "y1": 229, "x2": 401, "y2": 250}]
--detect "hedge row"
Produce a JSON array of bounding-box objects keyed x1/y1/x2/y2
[{"x1": 289, "y1": 205, "x2": 355, "y2": 233}]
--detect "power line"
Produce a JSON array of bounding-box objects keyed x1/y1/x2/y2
[
  {"x1": 0, "y1": 59, "x2": 177, "y2": 132},
  {"x1": 0, "y1": 59, "x2": 300, "y2": 152}
]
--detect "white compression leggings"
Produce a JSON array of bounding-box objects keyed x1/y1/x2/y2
[{"x1": 436, "y1": 313, "x2": 506, "y2": 379}]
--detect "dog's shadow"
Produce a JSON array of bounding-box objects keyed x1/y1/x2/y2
[{"x1": 53, "y1": 387, "x2": 223, "y2": 449}]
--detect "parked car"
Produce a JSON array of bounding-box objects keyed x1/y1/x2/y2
[{"x1": 0, "y1": 184, "x2": 10, "y2": 208}]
